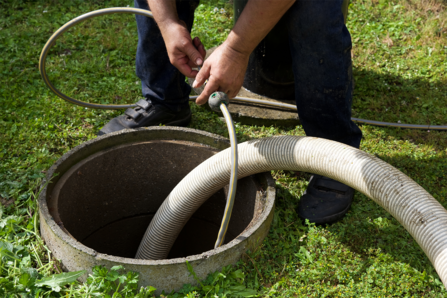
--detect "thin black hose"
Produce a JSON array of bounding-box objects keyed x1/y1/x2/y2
[{"x1": 189, "y1": 96, "x2": 447, "y2": 131}]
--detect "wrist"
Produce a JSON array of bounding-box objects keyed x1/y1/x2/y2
[
  {"x1": 157, "y1": 18, "x2": 181, "y2": 32},
  {"x1": 224, "y1": 31, "x2": 254, "y2": 57}
]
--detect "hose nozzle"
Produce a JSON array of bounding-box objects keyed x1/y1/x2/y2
[{"x1": 208, "y1": 92, "x2": 230, "y2": 112}]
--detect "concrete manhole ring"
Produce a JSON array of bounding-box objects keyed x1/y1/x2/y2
[{"x1": 39, "y1": 127, "x2": 276, "y2": 294}]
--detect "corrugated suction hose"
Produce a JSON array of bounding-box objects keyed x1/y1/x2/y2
[{"x1": 135, "y1": 136, "x2": 447, "y2": 288}]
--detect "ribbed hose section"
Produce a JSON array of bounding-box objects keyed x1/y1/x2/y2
[{"x1": 135, "y1": 136, "x2": 447, "y2": 287}]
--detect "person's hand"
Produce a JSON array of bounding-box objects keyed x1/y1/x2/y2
[
  {"x1": 161, "y1": 21, "x2": 206, "y2": 78},
  {"x1": 193, "y1": 42, "x2": 250, "y2": 105}
]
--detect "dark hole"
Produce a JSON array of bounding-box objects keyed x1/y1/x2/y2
[{"x1": 50, "y1": 140, "x2": 260, "y2": 259}]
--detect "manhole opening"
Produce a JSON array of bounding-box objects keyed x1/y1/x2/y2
[{"x1": 49, "y1": 140, "x2": 262, "y2": 259}]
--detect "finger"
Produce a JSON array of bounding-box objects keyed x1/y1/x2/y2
[
  {"x1": 196, "y1": 78, "x2": 219, "y2": 105},
  {"x1": 193, "y1": 37, "x2": 207, "y2": 58},
  {"x1": 228, "y1": 89, "x2": 239, "y2": 99},
  {"x1": 184, "y1": 39, "x2": 203, "y2": 66},
  {"x1": 188, "y1": 38, "x2": 206, "y2": 69},
  {"x1": 218, "y1": 87, "x2": 230, "y2": 94},
  {"x1": 192, "y1": 63, "x2": 210, "y2": 88},
  {"x1": 187, "y1": 59, "x2": 201, "y2": 69},
  {"x1": 199, "y1": 45, "x2": 206, "y2": 61},
  {"x1": 193, "y1": 37, "x2": 201, "y2": 50},
  {"x1": 217, "y1": 89, "x2": 230, "y2": 99},
  {"x1": 176, "y1": 63, "x2": 198, "y2": 78},
  {"x1": 226, "y1": 81, "x2": 243, "y2": 99}
]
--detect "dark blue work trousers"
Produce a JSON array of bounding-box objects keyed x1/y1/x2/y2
[{"x1": 134, "y1": 0, "x2": 362, "y2": 148}]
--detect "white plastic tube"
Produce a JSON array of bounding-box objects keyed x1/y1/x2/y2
[{"x1": 135, "y1": 136, "x2": 447, "y2": 288}]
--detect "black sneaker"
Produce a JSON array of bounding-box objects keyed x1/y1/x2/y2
[
  {"x1": 97, "y1": 99, "x2": 191, "y2": 136},
  {"x1": 296, "y1": 175, "x2": 354, "y2": 225}
]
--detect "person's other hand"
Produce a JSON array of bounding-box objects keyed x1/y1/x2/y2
[
  {"x1": 162, "y1": 21, "x2": 206, "y2": 78},
  {"x1": 193, "y1": 43, "x2": 249, "y2": 105}
]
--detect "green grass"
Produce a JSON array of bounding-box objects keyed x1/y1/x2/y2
[{"x1": 1, "y1": 0, "x2": 447, "y2": 296}]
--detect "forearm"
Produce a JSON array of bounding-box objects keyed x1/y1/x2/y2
[
  {"x1": 146, "y1": 0, "x2": 205, "y2": 77},
  {"x1": 147, "y1": 0, "x2": 179, "y2": 30},
  {"x1": 226, "y1": 0, "x2": 295, "y2": 55}
]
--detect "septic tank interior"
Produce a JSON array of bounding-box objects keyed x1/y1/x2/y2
[{"x1": 46, "y1": 131, "x2": 269, "y2": 260}]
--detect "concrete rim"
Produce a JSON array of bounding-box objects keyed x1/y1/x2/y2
[{"x1": 39, "y1": 126, "x2": 276, "y2": 266}]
